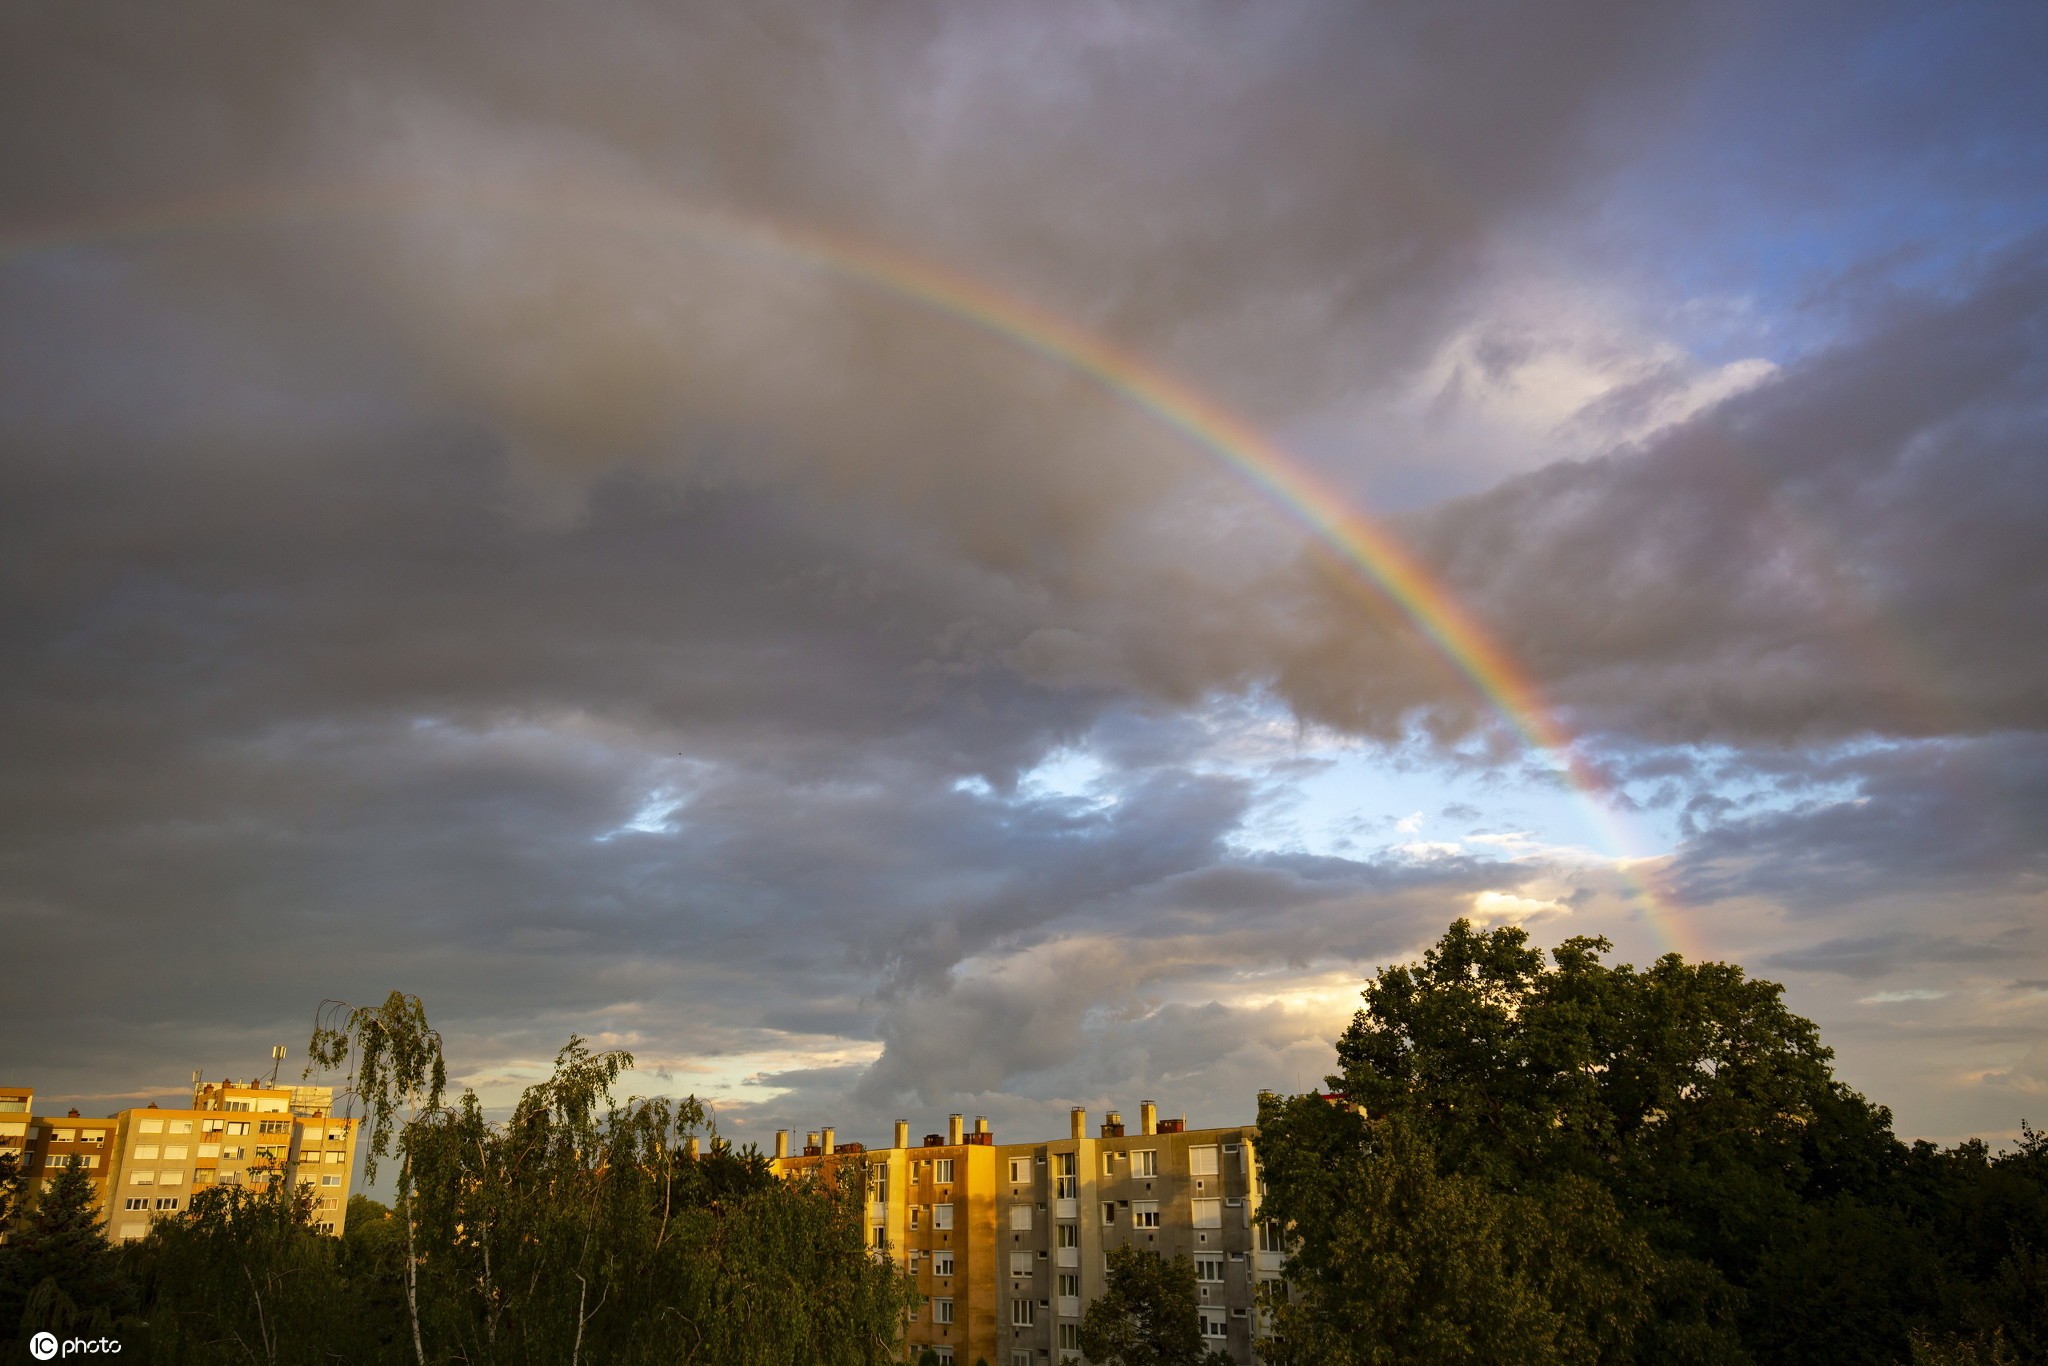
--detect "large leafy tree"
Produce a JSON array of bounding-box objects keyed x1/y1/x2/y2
[
  {"x1": 1260, "y1": 920, "x2": 2048, "y2": 1364},
  {"x1": 1078, "y1": 1245, "x2": 1233, "y2": 1366}
]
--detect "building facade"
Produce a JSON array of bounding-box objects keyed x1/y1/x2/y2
[
  {"x1": 0, "y1": 1077, "x2": 361, "y2": 1244},
  {"x1": 771, "y1": 1102, "x2": 1277, "y2": 1366}
]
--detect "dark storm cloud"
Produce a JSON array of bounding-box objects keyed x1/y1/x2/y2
[{"x1": 3, "y1": 0, "x2": 2045, "y2": 1140}]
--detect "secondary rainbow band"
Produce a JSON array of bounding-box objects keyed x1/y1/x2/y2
[{"x1": 0, "y1": 181, "x2": 1697, "y2": 957}]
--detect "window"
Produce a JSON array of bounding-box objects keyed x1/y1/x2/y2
[
  {"x1": 53, "y1": 1128, "x2": 76, "y2": 1142},
  {"x1": 159, "y1": 1170, "x2": 184, "y2": 1186},
  {"x1": 1014, "y1": 1353, "x2": 1034, "y2": 1366},
  {"x1": 873, "y1": 1224, "x2": 888, "y2": 1249},
  {"x1": 315, "y1": 1222, "x2": 336, "y2": 1235},
  {"x1": 154, "y1": 1197, "x2": 180, "y2": 1211},
  {"x1": 318, "y1": 1197, "x2": 338, "y2": 1211},
  {"x1": 1060, "y1": 1323, "x2": 1082, "y2": 1350},
  {"x1": 1132, "y1": 1150, "x2": 1157, "y2": 1178},
  {"x1": 1132, "y1": 1200, "x2": 1160, "y2": 1229},
  {"x1": 326, "y1": 1130, "x2": 345, "y2": 1142},
  {"x1": 1010, "y1": 1204, "x2": 1033, "y2": 1231},
  {"x1": 327, "y1": 1150, "x2": 347, "y2": 1164},
  {"x1": 139, "y1": 1119, "x2": 164, "y2": 1134},
  {"x1": 933, "y1": 1250, "x2": 954, "y2": 1277},
  {"x1": 910, "y1": 1207, "x2": 921, "y2": 1230},
  {"x1": 129, "y1": 1170, "x2": 155, "y2": 1186},
  {"x1": 134, "y1": 1145, "x2": 160, "y2": 1160},
  {"x1": 226, "y1": 1122, "x2": 249, "y2": 1136},
  {"x1": 193, "y1": 1171, "x2": 215, "y2": 1186},
  {"x1": 933, "y1": 1203, "x2": 953, "y2": 1230},
  {"x1": 320, "y1": 1175, "x2": 342, "y2": 1187},
  {"x1": 1190, "y1": 1146, "x2": 1218, "y2": 1177},
  {"x1": 259, "y1": 1120, "x2": 289, "y2": 1135},
  {"x1": 202, "y1": 1119, "x2": 225, "y2": 1134},
  {"x1": 1192, "y1": 1198, "x2": 1221, "y2": 1228},
  {"x1": 1054, "y1": 1151, "x2": 1077, "y2": 1200},
  {"x1": 197, "y1": 1143, "x2": 220, "y2": 1159},
  {"x1": 1101, "y1": 1202, "x2": 1116, "y2": 1225},
  {"x1": 1009, "y1": 1157, "x2": 1030, "y2": 1183},
  {"x1": 119, "y1": 1222, "x2": 145, "y2": 1242},
  {"x1": 933, "y1": 1159, "x2": 954, "y2": 1184},
  {"x1": 1199, "y1": 1308, "x2": 1227, "y2": 1339},
  {"x1": 1195, "y1": 1256, "x2": 1224, "y2": 1282},
  {"x1": 1057, "y1": 1222, "x2": 1078, "y2": 1249},
  {"x1": 1011, "y1": 1299, "x2": 1035, "y2": 1327},
  {"x1": 163, "y1": 1145, "x2": 188, "y2": 1160},
  {"x1": 1010, "y1": 1251, "x2": 1033, "y2": 1276},
  {"x1": 933, "y1": 1297, "x2": 954, "y2": 1325},
  {"x1": 868, "y1": 1161, "x2": 889, "y2": 1200},
  {"x1": 169, "y1": 1120, "x2": 193, "y2": 1134},
  {"x1": 220, "y1": 1146, "x2": 245, "y2": 1161},
  {"x1": 124, "y1": 1197, "x2": 149, "y2": 1211},
  {"x1": 1057, "y1": 1273, "x2": 1080, "y2": 1297},
  {"x1": 1103, "y1": 1152, "x2": 1116, "y2": 1176}
]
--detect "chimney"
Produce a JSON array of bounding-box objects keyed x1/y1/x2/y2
[
  {"x1": 1070, "y1": 1107, "x2": 1086, "y2": 1141},
  {"x1": 974, "y1": 1115, "x2": 989, "y2": 1136},
  {"x1": 947, "y1": 1113, "x2": 964, "y2": 1146},
  {"x1": 895, "y1": 1119, "x2": 910, "y2": 1149},
  {"x1": 1103, "y1": 1110, "x2": 1124, "y2": 1138},
  {"x1": 822, "y1": 1126, "x2": 837, "y2": 1155},
  {"x1": 684, "y1": 1135, "x2": 701, "y2": 1160},
  {"x1": 806, "y1": 1130, "x2": 820, "y2": 1155},
  {"x1": 1140, "y1": 1100, "x2": 1157, "y2": 1135},
  {"x1": 774, "y1": 1130, "x2": 790, "y2": 1159}
]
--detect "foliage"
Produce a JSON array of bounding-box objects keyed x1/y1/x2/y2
[
  {"x1": 397, "y1": 1035, "x2": 912, "y2": 1363},
  {"x1": 127, "y1": 1176, "x2": 357, "y2": 1364},
  {"x1": 1078, "y1": 1245, "x2": 1233, "y2": 1366},
  {"x1": 306, "y1": 991, "x2": 448, "y2": 1365},
  {"x1": 1259, "y1": 919, "x2": 2048, "y2": 1365},
  {"x1": 0, "y1": 1157, "x2": 133, "y2": 1345}
]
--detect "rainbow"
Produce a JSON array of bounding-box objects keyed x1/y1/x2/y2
[{"x1": 0, "y1": 181, "x2": 1697, "y2": 956}]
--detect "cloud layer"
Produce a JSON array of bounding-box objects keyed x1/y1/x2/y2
[{"x1": 2, "y1": 0, "x2": 2044, "y2": 1149}]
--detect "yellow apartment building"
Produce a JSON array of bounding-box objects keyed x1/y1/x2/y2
[
  {"x1": 0, "y1": 1077, "x2": 361, "y2": 1244},
  {"x1": 772, "y1": 1101, "x2": 1279, "y2": 1366}
]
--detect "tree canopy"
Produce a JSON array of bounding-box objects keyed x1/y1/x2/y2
[{"x1": 1258, "y1": 920, "x2": 2048, "y2": 1364}]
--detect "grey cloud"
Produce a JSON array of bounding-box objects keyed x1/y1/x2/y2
[{"x1": 4, "y1": 0, "x2": 2045, "y2": 1147}]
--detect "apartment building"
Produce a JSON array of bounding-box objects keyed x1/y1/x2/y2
[
  {"x1": 2, "y1": 1087, "x2": 120, "y2": 1220},
  {"x1": 0, "y1": 1078, "x2": 361, "y2": 1244},
  {"x1": 771, "y1": 1101, "x2": 1276, "y2": 1366}
]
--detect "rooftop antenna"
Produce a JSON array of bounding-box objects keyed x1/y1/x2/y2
[{"x1": 266, "y1": 1045, "x2": 286, "y2": 1087}]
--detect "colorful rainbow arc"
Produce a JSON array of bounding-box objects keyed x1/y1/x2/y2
[{"x1": 0, "y1": 181, "x2": 1697, "y2": 957}]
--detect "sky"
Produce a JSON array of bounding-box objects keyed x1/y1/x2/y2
[{"x1": 3, "y1": 1, "x2": 2045, "y2": 1162}]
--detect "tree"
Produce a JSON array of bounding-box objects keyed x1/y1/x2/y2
[
  {"x1": 1259, "y1": 919, "x2": 2048, "y2": 1364},
  {"x1": 1078, "y1": 1245, "x2": 1233, "y2": 1366},
  {"x1": 1255, "y1": 1102, "x2": 1669, "y2": 1366},
  {"x1": 307, "y1": 991, "x2": 446, "y2": 1366},
  {"x1": 129, "y1": 1175, "x2": 356, "y2": 1364},
  {"x1": 0, "y1": 1158, "x2": 132, "y2": 1343}
]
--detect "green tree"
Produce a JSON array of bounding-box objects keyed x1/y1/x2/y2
[
  {"x1": 128, "y1": 1175, "x2": 356, "y2": 1364},
  {"x1": 1255, "y1": 1101, "x2": 1668, "y2": 1366},
  {"x1": 0, "y1": 1158, "x2": 132, "y2": 1343},
  {"x1": 1078, "y1": 1245, "x2": 1232, "y2": 1366},
  {"x1": 1260, "y1": 920, "x2": 2048, "y2": 1364},
  {"x1": 307, "y1": 991, "x2": 447, "y2": 1365}
]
